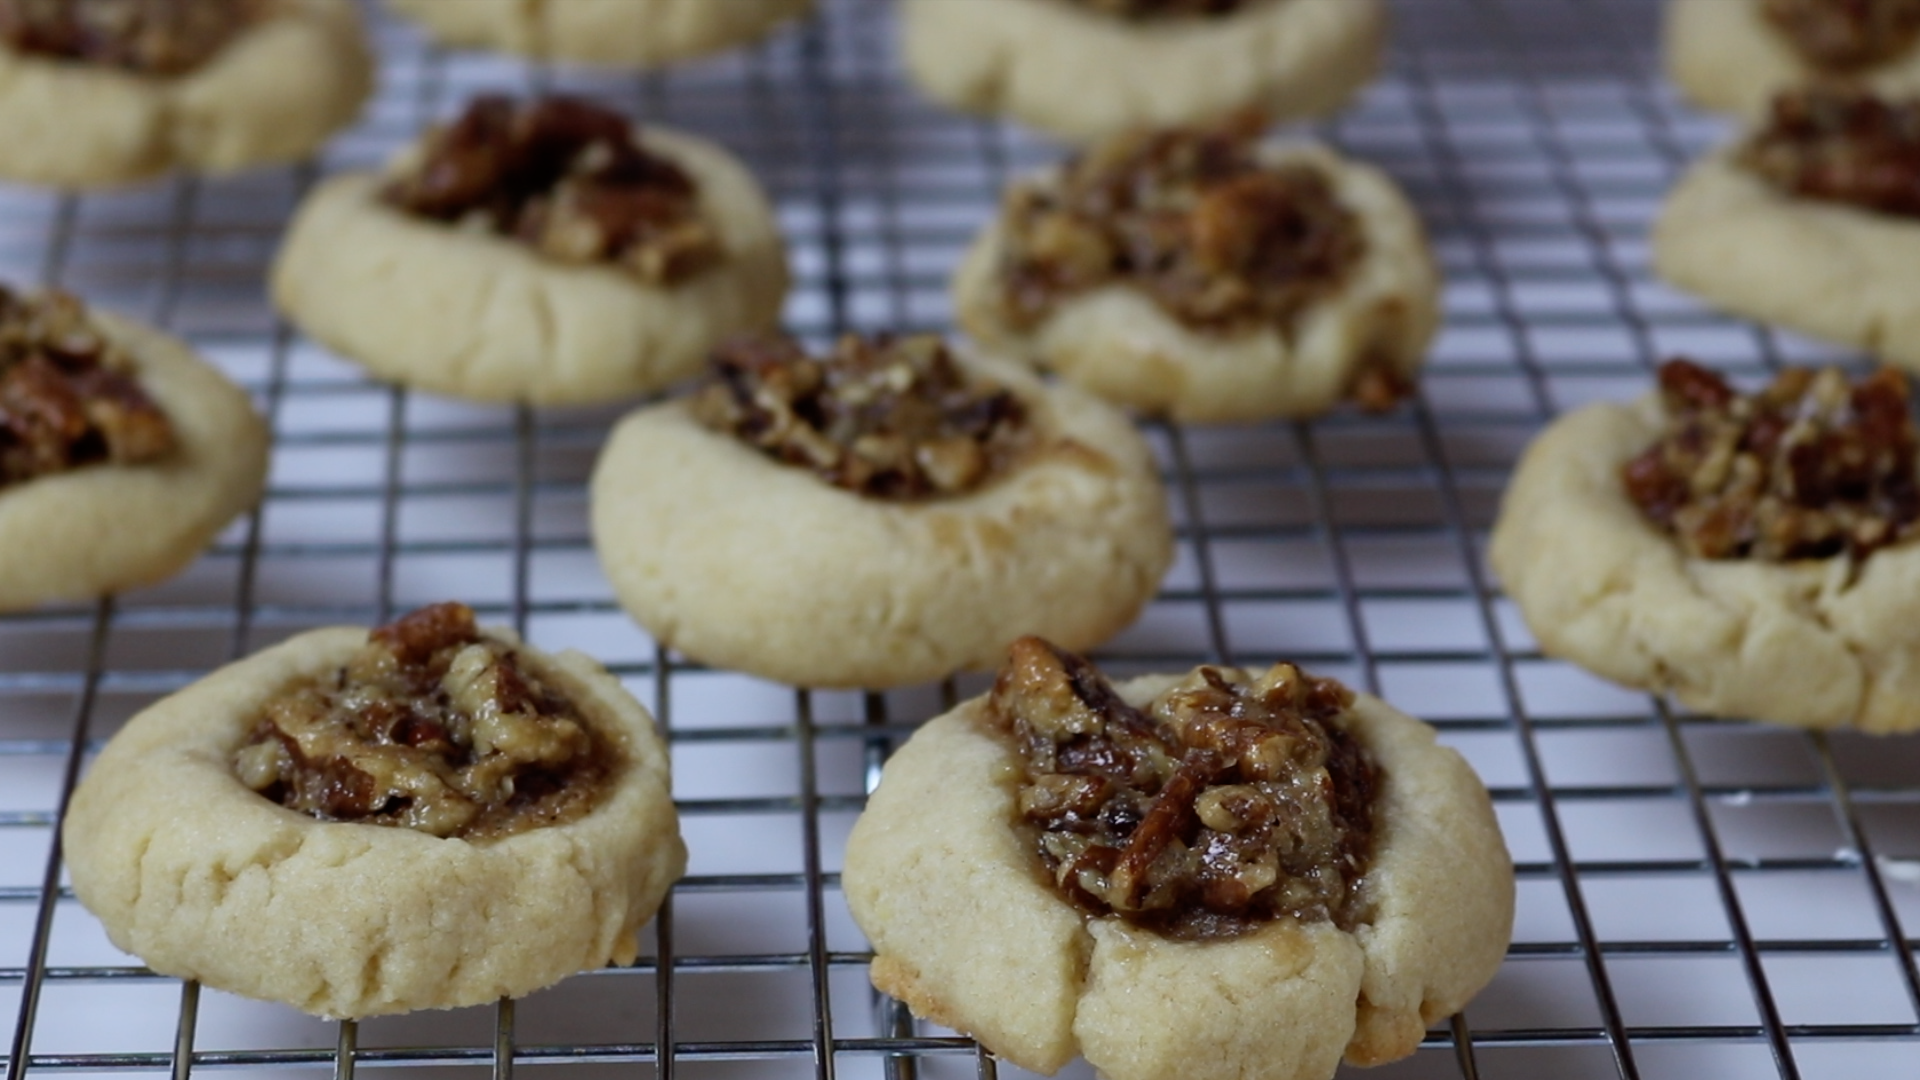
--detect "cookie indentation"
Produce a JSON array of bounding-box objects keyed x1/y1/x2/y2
[
  {"x1": 235, "y1": 602, "x2": 618, "y2": 842},
  {"x1": 1739, "y1": 87, "x2": 1920, "y2": 216},
  {"x1": 1621, "y1": 358, "x2": 1920, "y2": 562},
  {"x1": 996, "y1": 113, "x2": 1367, "y2": 337},
  {"x1": 988, "y1": 636, "x2": 1378, "y2": 940},
  {"x1": 384, "y1": 95, "x2": 722, "y2": 285},
  {"x1": 690, "y1": 333, "x2": 1035, "y2": 500},
  {"x1": 1761, "y1": 0, "x2": 1920, "y2": 73},
  {"x1": 0, "y1": 0, "x2": 262, "y2": 76}
]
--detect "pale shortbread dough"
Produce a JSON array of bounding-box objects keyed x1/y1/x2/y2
[
  {"x1": 1665, "y1": 0, "x2": 1920, "y2": 117},
  {"x1": 954, "y1": 141, "x2": 1441, "y2": 423},
  {"x1": 0, "y1": 312, "x2": 267, "y2": 612},
  {"x1": 900, "y1": 0, "x2": 1383, "y2": 144},
  {"x1": 271, "y1": 125, "x2": 789, "y2": 405},
  {"x1": 1489, "y1": 392, "x2": 1920, "y2": 734},
  {"x1": 0, "y1": 0, "x2": 372, "y2": 187},
  {"x1": 386, "y1": 0, "x2": 813, "y2": 67},
  {"x1": 1653, "y1": 149, "x2": 1920, "y2": 376},
  {"x1": 843, "y1": 674, "x2": 1513, "y2": 1080},
  {"x1": 62, "y1": 622, "x2": 687, "y2": 1018},
  {"x1": 589, "y1": 356, "x2": 1173, "y2": 690}
]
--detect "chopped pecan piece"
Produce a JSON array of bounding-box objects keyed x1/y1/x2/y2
[
  {"x1": 384, "y1": 95, "x2": 722, "y2": 285},
  {"x1": 1621, "y1": 358, "x2": 1920, "y2": 562},
  {"x1": 1762, "y1": 0, "x2": 1920, "y2": 73},
  {"x1": 997, "y1": 113, "x2": 1366, "y2": 339},
  {"x1": 689, "y1": 333, "x2": 1035, "y2": 500},
  {"x1": 1738, "y1": 87, "x2": 1920, "y2": 216},
  {"x1": 0, "y1": 0, "x2": 260, "y2": 75},
  {"x1": 987, "y1": 636, "x2": 1378, "y2": 940},
  {"x1": 233, "y1": 602, "x2": 618, "y2": 842},
  {"x1": 0, "y1": 287, "x2": 175, "y2": 489},
  {"x1": 1057, "y1": 0, "x2": 1262, "y2": 18}
]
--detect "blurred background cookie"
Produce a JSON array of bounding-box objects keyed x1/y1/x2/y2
[
  {"x1": 1666, "y1": 0, "x2": 1920, "y2": 116},
  {"x1": 954, "y1": 115, "x2": 1440, "y2": 422},
  {"x1": 899, "y1": 0, "x2": 1383, "y2": 143},
  {"x1": 0, "y1": 286, "x2": 266, "y2": 612},
  {"x1": 0, "y1": 0, "x2": 372, "y2": 186},
  {"x1": 272, "y1": 95, "x2": 789, "y2": 405},
  {"x1": 1654, "y1": 87, "x2": 1920, "y2": 374}
]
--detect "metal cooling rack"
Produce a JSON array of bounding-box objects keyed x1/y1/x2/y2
[{"x1": 3, "y1": 0, "x2": 1920, "y2": 1078}]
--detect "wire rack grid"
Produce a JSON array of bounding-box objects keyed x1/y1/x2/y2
[{"x1": 2, "y1": 1, "x2": 1919, "y2": 1079}]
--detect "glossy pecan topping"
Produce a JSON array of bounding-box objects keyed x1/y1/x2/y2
[
  {"x1": 987, "y1": 637, "x2": 1378, "y2": 940},
  {"x1": 1058, "y1": 0, "x2": 1263, "y2": 17},
  {"x1": 997, "y1": 113, "x2": 1366, "y2": 338},
  {"x1": 1762, "y1": 0, "x2": 1920, "y2": 73},
  {"x1": 0, "y1": 288, "x2": 174, "y2": 490},
  {"x1": 1622, "y1": 359, "x2": 1920, "y2": 561},
  {"x1": 689, "y1": 334, "x2": 1034, "y2": 500},
  {"x1": 384, "y1": 95, "x2": 721, "y2": 285},
  {"x1": 234, "y1": 602, "x2": 617, "y2": 843},
  {"x1": 1738, "y1": 88, "x2": 1920, "y2": 216},
  {"x1": 0, "y1": 0, "x2": 260, "y2": 76}
]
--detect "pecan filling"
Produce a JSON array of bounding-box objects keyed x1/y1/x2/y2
[
  {"x1": 383, "y1": 95, "x2": 722, "y2": 286},
  {"x1": 234, "y1": 603, "x2": 619, "y2": 843},
  {"x1": 997, "y1": 114, "x2": 1367, "y2": 338},
  {"x1": 0, "y1": 287, "x2": 174, "y2": 490},
  {"x1": 0, "y1": 0, "x2": 260, "y2": 76},
  {"x1": 987, "y1": 637, "x2": 1378, "y2": 941},
  {"x1": 689, "y1": 333, "x2": 1034, "y2": 500},
  {"x1": 1738, "y1": 88, "x2": 1920, "y2": 217},
  {"x1": 1057, "y1": 0, "x2": 1265, "y2": 18},
  {"x1": 1622, "y1": 359, "x2": 1920, "y2": 562},
  {"x1": 1762, "y1": 0, "x2": 1920, "y2": 73}
]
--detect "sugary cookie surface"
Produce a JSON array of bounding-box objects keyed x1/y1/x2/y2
[
  {"x1": 0, "y1": 0, "x2": 260, "y2": 75},
  {"x1": 1621, "y1": 358, "x2": 1920, "y2": 562},
  {"x1": 1761, "y1": 0, "x2": 1920, "y2": 73},
  {"x1": 986, "y1": 637, "x2": 1378, "y2": 940},
  {"x1": 1055, "y1": 0, "x2": 1266, "y2": 18},
  {"x1": 995, "y1": 113, "x2": 1367, "y2": 336},
  {"x1": 689, "y1": 333, "x2": 1035, "y2": 500},
  {"x1": 233, "y1": 602, "x2": 618, "y2": 842},
  {"x1": 1738, "y1": 88, "x2": 1920, "y2": 216},
  {"x1": 384, "y1": 96, "x2": 721, "y2": 285},
  {"x1": 0, "y1": 287, "x2": 174, "y2": 489}
]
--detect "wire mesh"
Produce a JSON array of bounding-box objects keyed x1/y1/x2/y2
[{"x1": 2, "y1": 1, "x2": 1919, "y2": 1079}]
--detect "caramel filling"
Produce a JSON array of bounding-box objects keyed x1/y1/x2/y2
[
  {"x1": 0, "y1": 287, "x2": 174, "y2": 490},
  {"x1": 235, "y1": 603, "x2": 618, "y2": 843},
  {"x1": 1762, "y1": 0, "x2": 1920, "y2": 73},
  {"x1": 0, "y1": 0, "x2": 260, "y2": 75},
  {"x1": 384, "y1": 95, "x2": 722, "y2": 285},
  {"x1": 690, "y1": 334, "x2": 1034, "y2": 500},
  {"x1": 987, "y1": 637, "x2": 1378, "y2": 941},
  {"x1": 1738, "y1": 88, "x2": 1920, "y2": 217},
  {"x1": 1622, "y1": 359, "x2": 1920, "y2": 562},
  {"x1": 997, "y1": 114, "x2": 1367, "y2": 339}
]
